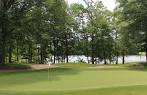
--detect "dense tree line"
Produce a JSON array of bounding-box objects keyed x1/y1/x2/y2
[
  {"x1": 0, "y1": 0, "x2": 145, "y2": 65},
  {"x1": 115, "y1": 0, "x2": 147, "y2": 63}
]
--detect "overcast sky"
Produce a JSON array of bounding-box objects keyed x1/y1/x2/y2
[{"x1": 67, "y1": 0, "x2": 116, "y2": 11}]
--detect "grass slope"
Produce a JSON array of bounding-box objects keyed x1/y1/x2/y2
[
  {"x1": 0, "y1": 63, "x2": 147, "y2": 95},
  {"x1": 0, "y1": 64, "x2": 30, "y2": 70}
]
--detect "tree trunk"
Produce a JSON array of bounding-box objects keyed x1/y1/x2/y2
[
  {"x1": 0, "y1": 14, "x2": 6, "y2": 64},
  {"x1": 8, "y1": 44, "x2": 12, "y2": 63},
  {"x1": 122, "y1": 51, "x2": 125, "y2": 64},
  {"x1": 145, "y1": 31, "x2": 147, "y2": 63},
  {"x1": 53, "y1": 54, "x2": 56, "y2": 64},
  {"x1": 116, "y1": 54, "x2": 118, "y2": 64},
  {"x1": 53, "y1": 40, "x2": 56, "y2": 64},
  {"x1": 37, "y1": 47, "x2": 40, "y2": 63},
  {"x1": 146, "y1": 47, "x2": 147, "y2": 64},
  {"x1": 104, "y1": 59, "x2": 107, "y2": 65},
  {"x1": 146, "y1": 44, "x2": 147, "y2": 64},
  {"x1": 104, "y1": 51, "x2": 107, "y2": 65},
  {"x1": 86, "y1": 35, "x2": 89, "y2": 64},
  {"x1": 0, "y1": 42, "x2": 6, "y2": 65},
  {"x1": 40, "y1": 49, "x2": 43, "y2": 64},
  {"x1": 65, "y1": 34, "x2": 69, "y2": 63},
  {"x1": 91, "y1": 33, "x2": 95, "y2": 64},
  {"x1": 40, "y1": 45, "x2": 45, "y2": 64},
  {"x1": 115, "y1": 31, "x2": 118, "y2": 64},
  {"x1": 28, "y1": 43, "x2": 33, "y2": 64},
  {"x1": 16, "y1": 44, "x2": 19, "y2": 62}
]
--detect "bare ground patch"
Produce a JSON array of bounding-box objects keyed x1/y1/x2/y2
[
  {"x1": 30, "y1": 64, "x2": 58, "y2": 70},
  {"x1": 0, "y1": 64, "x2": 58, "y2": 73}
]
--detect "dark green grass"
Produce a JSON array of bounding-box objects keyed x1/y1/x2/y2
[
  {"x1": 0, "y1": 64, "x2": 30, "y2": 70},
  {"x1": 0, "y1": 63, "x2": 147, "y2": 95},
  {"x1": 1, "y1": 85, "x2": 147, "y2": 95}
]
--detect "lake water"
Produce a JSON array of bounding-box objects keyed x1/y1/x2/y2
[
  {"x1": 68, "y1": 55, "x2": 146, "y2": 64},
  {"x1": 47, "y1": 55, "x2": 146, "y2": 64}
]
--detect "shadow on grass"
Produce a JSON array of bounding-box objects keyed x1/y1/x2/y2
[
  {"x1": 126, "y1": 62, "x2": 147, "y2": 71},
  {"x1": 0, "y1": 64, "x2": 31, "y2": 70},
  {"x1": 86, "y1": 62, "x2": 147, "y2": 72},
  {"x1": 2, "y1": 85, "x2": 147, "y2": 95},
  {"x1": 0, "y1": 67, "x2": 81, "y2": 88}
]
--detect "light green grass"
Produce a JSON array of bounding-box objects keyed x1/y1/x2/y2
[{"x1": 0, "y1": 63, "x2": 147, "y2": 95}]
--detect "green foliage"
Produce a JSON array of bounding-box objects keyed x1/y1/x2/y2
[
  {"x1": 0, "y1": 0, "x2": 144, "y2": 65},
  {"x1": 115, "y1": 0, "x2": 147, "y2": 62},
  {"x1": 82, "y1": 0, "x2": 115, "y2": 64}
]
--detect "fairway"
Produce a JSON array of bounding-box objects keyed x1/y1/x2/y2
[{"x1": 0, "y1": 64, "x2": 147, "y2": 95}]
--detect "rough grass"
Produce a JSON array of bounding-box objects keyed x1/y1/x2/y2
[
  {"x1": 0, "y1": 64, "x2": 30, "y2": 70},
  {"x1": 0, "y1": 63, "x2": 147, "y2": 95}
]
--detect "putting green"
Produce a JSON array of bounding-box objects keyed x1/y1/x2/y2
[{"x1": 0, "y1": 64, "x2": 147, "y2": 95}]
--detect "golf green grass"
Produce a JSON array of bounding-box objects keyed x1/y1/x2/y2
[{"x1": 0, "y1": 63, "x2": 147, "y2": 95}]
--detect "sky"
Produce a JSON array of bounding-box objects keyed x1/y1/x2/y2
[{"x1": 67, "y1": 0, "x2": 116, "y2": 11}]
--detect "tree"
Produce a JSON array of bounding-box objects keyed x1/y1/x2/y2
[
  {"x1": 116, "y1": 0, "x2": 147, "y2": 63},
  {"x1": 83, "y1": 0, "x2": 114, "y2": 64},
  {"x1": 0, "y1": 0, "x2": 36, "y2": 64}
]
